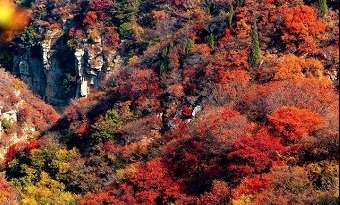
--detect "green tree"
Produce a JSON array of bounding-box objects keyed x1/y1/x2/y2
[
  {"x1": 91, "y1": 110, "x2": 123, "y2": 143},
  {"x1": 227, "y1": 5, "x2": 235, "y2": 28},
  {"x1": 318, "y1": 0, "x2": 328, "y2": 17},
  {"x1": 248, "y1": 21, "x2": 261, "y2": 67},
  {"x1": 183, "y1": 38, "x2": 195, "y2": 56},
  {"x1": 206, "y1": 34, "x2": 215, "y2": 48},
  {"x1": 119, "y1": 22, "x2": 133, "y2": 39},
  {"x1": 115, "y1": 0, "x2": 141, "y2": 23},
  {"x1": 19, "y1": 26, "x2": 39, "y2": 46},
  {"x1": 159, "y1": 47, "x2": 169, "y2": 79}
]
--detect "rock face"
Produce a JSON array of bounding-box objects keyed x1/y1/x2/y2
[
  {"x1": 11, "y1": 28, "x2": 122, "y2": 111},
  {"x1": 0, "y1": 106, "x2": 22, "y2": 160}
]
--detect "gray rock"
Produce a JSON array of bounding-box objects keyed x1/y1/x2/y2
[{"x1": 10, "y1": 28, "x2": 121, "y2": 110}]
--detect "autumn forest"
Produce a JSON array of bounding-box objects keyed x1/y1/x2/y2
[{"x1": 0, "y1": 0, "x2": 339, "y2": 204}]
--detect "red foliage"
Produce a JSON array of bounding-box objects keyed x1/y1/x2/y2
[
  {"x1": 128, "y1": 158, "x2": 185, "y2": 203},
  {"x1": 0, "y1": 177, "x2": 18, "y2": 204},
  {"x1": 118, "y1": 69, "x2": 161, "y2": 100},
  {"x1": 233, "y1": 175, "x2": 272, "y2": 198},
  {"x1": 168, "y1": 84, "x2": 184, "y2": 97},
  {"x1": 0, "y1": 70, "x2": 59, "y2": 131},
  {"x1": 117, "y1": 69, "x2": 161, "y2": 113},
  {"x1": 68, "y1": 28, "x2": 86, "y2": 39},
  {"x1": 17, "y1": 102, "x2": 31, "y2": 122},
  {"x1": 218, "y1": 28, "x2": 233, "y2": 45},
  {"x1": 5, "y1": 140, "x2": 42, "y2": 164},
  {"x1": 227, "y1": 131, "x2": 284, "y2": 178},
  {"x1": 79, "y1": 158, "x2": 192, "y2": 205},
  {"x1": 75, "y1": 119, "x2": 91, "y2": 136},
  {"x1": 198, "y1": 180, "x2": 230, "y2": 205},
  {"x1": 83, "y1": 11, "x2": 98, "y2": 25},
  {"x1": 165, "y1": 129, "x2": 226, "y2": 195},
  {"x1": 195, "y1": 107, "x2": 250, "y2": 146},
  {"x1": 89, "y1": 0, "x2": 113, "y2": 11},
  {"x1": 181, "y1": 105, "x2": 192, "y2": 118},
  {"x1": 268, "y1": 106, "x2": 325, "y2": 142},
  {"x1": 79, "y1": 189, "x2": 129, "y2": 205},
  {"x1": 102, "y1": 27, "x2": 120, "y2": 49}
]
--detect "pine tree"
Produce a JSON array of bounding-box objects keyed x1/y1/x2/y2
[
  {"x1": 227, "y1": 5, "x2": 235, "y2": 29},
  {"x1": 248, "y1": 21, "x2": 261, "y2": 67},
  {"x1": 160, "y1": 47, "x2": 169, "y2": 79},
  {"x1": 319, "y1": 0, "x2": 328, "y2": 17}
]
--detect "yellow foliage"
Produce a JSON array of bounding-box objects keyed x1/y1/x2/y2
[
  {"x1": 21, "y1": 198, "x2": 38, "y2": 205},
  {"x1": 52, "y1": 148, "x2": 80, "y2": 176},
  {"x1": 20, "y1": 172, "x2": 80, "y2": 205},
  {"x1": 130, "y1": 19, "x2": 144, "y2": 42},
  {"x1": 232, "y1": 194, "x2": 254, "y2": 205},
  {"x1": 129, "y1": 55, "x2": 139, "y2": 65},
  {"x1": 88, "y1": 28, "x2": 101, "y2": 43},
  {"x1": 14, "y1": 78, "x2": 26, "y2": 90},
  {"x1": 22, "y1": 165, "x2": 39, "y2": 182},
  {"x1": 125, "y1": 163, "x2": 138, "y2": 176},
  {"x1": 115, "y1": 169, "x2": 126, "y2": 183}
]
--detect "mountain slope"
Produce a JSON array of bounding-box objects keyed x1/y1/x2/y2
[{"x1": 0, "y1": 0, "x2": 338, "y2": 204}]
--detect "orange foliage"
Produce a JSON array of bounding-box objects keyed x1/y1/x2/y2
[
  {"x1": 218, "y1": 69, "x2": 250, "y2": 85},
  {"x1": 192, "y1": 44, "x2": 211, "y2": 54},
  {"x1": 168, "y1": 84, "x2": 184, "y2": 97},
  {"x1": 83, "y1": 11, "x2": 97, "y2": 25},
  {"x1": 152, "y1": 10, "x2": 170, "y2": 20},
  {"x1": 268, "y1": 106, "x2": 325, "y2": 142},
  {"x1": 218, "y1": 28, "x2": 232, "y2": 45},
  {"x1": 281, "y1": 5, "x2": 326, "y2": 53},
  {"x1": 0, "y1": 177, "x2": 18, "y2": 204},
  {"x1": 75, "y1": 119, "x2": 91, "y2": 136},
  {"x1": 274, "y1": 54, "x2": 325, "y2": 81},
  {"x1": 233, "y1": 175, "x2": 272, "y2": 198}
]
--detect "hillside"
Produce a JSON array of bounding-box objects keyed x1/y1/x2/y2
[
  {"x1": 0, "y1": 68, "x2": 59, "y2": 160},
  {"x1": 0, "y1": 0, "x2": 339, "y2": 204}
]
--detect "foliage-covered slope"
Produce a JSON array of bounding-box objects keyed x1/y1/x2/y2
[
  {"x1": 0, "y1": 68, "x2": 59, "y2": 157},
  {"x1": 0, "y1": 0, "x2": 339, "y2": 204}
]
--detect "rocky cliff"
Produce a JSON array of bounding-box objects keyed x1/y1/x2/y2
[{"x1": 10, "y1": 28, "x2": 122, "y2": 111}]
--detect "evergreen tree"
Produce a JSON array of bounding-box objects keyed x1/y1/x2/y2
[
  {"x1": 319, "y1": 0, "x2": 328, "y2": 17},
  {"x1": 248, "y1": 21, "x2": 261, "y2": 67}
]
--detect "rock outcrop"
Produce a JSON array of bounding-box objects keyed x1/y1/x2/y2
[{"x1": 11, "y1": 28, "x2": 122, "y2": 111}]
